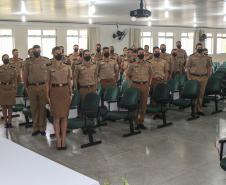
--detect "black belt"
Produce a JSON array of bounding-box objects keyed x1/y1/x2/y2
[
  {"x1": 79, "y1": 84, "x2": 95, "y2": 88},
  {"x1": 29, "y1": 82, "x2": 45, "y2": 86},
  {"x1": 52, "y1": 83, "x2": 68, "y2": 87},
  {"x1": 132, "y1": 81, "x2": 148, "y2": 84},
  {"x1": 190, "y1": 73, "x2": 207, "y2": 77},
  {"x1": 0, "y1": 82, "x2": 12, "y2": 85}
]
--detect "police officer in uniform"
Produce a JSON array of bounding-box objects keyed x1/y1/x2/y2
[
  {"x1": 68, "y1": 44, "x2": 79, "y2": 66},
  {"x1": 92, "y1": 43, "x2": 103, "y2": 62},
  {"x1": 203, "y1": 48, "x2": 213, "y2": 75},
  {"x1": 175, "y1": 41, "x2": 187, "y2": 74},
  {"x1": 23, "y1": 45, "x2": 49, "y2": 136},
  {"x1": 171, "y1": 49, "x2": 183, "y2": 78},
  {"x1": 160, "y1": 44, "x2": 172, "y2": 79},
  {"x1": 10, "y1": 49, "x2": 23, "y2": 83},
  {"x1": 144, "y1": 45, "x2": 153, "y2": 61},
  {"x1": 186, "y1": 43, "x2": 212, "y2": 115},
  {"x1": 127, "y1": 48, "x2": 153, "y2": 130},
  {"x1": 97, "y1": 47, "x2": 118, "y2": 106},
  {"x1": 46, "y1": 46, "x2": 72, "y2": 150},
  {"x1": 0, "y1": 54, "x2": 17, "y2": 128}
]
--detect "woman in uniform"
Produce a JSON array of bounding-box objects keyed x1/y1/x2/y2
[
  {"x1": 46, "y1": 46, "x2": 72, "y2": 150},
  {"x1": 0, "y1": 54, "x2": 17, "y2": 128}
]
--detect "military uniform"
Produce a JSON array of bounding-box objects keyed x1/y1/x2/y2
[
  {"x1": 127, "y1": 61, "x2": 152, "y2": 124},
  {"x1": 23, "y1": 57, "x2": 49, "y2": 132},
  {"x1": 0, "y1": 63, "x2": 17, "y2": 105},
  {"x1": 186, "y1": 53, "x2": 212, "y2": 112},
  {"x1": 10, "y1": 57, "x2": 23, "y2": 82},
  {"x1": 92, "y1": 52, "x2": 103, "y2": 62},
  {"x1": 144, "y1": 51, "x2": 152, "y2": 61},
  {"x1": 160, "y1": 53, "x2": 172, "y2": 79},
  {"x1": 175, "y1": 48, "x2": 187, "y2": 75},
  {"x1": 171, "y1": 54, "x2": 184, "y2": 78},
  {"x1": 68, "y1": 52, "x2": 79, "y2": 66},
  {"x1": 47, "y1": 60, "x2": 72, "y2": 118}
]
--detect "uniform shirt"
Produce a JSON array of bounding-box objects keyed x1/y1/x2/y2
[
  {"x1": 110, "y1": 53, "x2": 120, "y2": 65},
  {"x1": 23, "y1": 57, "x2": 50, "y2": 84},
  {"x1": 97, "y1": 58, "x2": 118, "y2": 80},
  {"x1": 0, "y1": 63, "x2": 17, "y2": 89},
  {"x1": 74, "y1": 62, "x2": 97, "y2": 86},
  {"x1": 9, "y1": 58, "x2": 23, "y2": 77},
  {"x1": 150, "y1": 58, "x2": 167, "y2": 79},
  {"x1": 160, "y1": 53, "x2": 172, "y2": 72},
  {"x1": 92, "y1": 52, "x2": 103, "y2": 62},
  {"x1": 186, "y1": 53, "x2": 212, "y2": 75},
  {"x1": 171, "y1": 55, "x2": 184, "y2": 73},
  {"x1": 47, "y1": 60, "x2": 72, "y2": 84},
  {"x1": 175, "y1": 48, "x2": 187, "y2": 69},
  {"x1": 127, "y1": 60, "x2": 152, "y2": 82},
  {"x1": 144, "y1": 51, "x2": 153, "y2": 61},
  {"x1": 68, "y1": 53, "x2": 79, "y2": 65}
]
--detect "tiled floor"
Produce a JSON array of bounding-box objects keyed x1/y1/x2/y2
[{"x1": 0, "y1": 102, "x2": 226, "y2": 185}]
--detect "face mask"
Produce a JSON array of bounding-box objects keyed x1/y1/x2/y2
[
  {"x1": 138, "y1": 54, "x2": 144, "y2": 60},
  {"x1": 84, "y1": 56, "x2": 91, "y2": 62},
  {"x1": 172, "y1": 53, "x2": 177, "y2": 57},
  {"x1": 177, "y1": 45, "x2": 181, "y2": 49},
  {"x1": 54, "y1": 54, "x2": 63, "y2": 61},
  {"x1": 33, "y1": 51, "x2": 40, "y2": 58},
  {"x1": 3, "y1": 59, "x2": 9, "y2": 64},
  {"x1": 96, "y1": 48, "x2": 101, "y2": 52},
  {"x1": 154, "y1": 53, "x2": 160, "y2": 58},
  {"x1": 110, "y1": 50, "x2": 114, "y2": 54},
  {"x1": 104, "y1": 53, "x2": 110, "y2": 58},
  {"x1": 79, "y1": 52, "x2": 83, "y2": 57},
  {"x1": 161, "y1": 48, "x2": 166, "y2": 53},
  {"x1": 197, "y1": 48, "x2": 203, "y2": 53},
  {"x1": 74, "y1": 48, "x2": 78, "y2": 52}
]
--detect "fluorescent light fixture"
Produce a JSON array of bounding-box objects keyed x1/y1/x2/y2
[
  {"x1": 165, "y1": 10, "x2": 169, "y2": 18},
  {"x1": 165, "y1": 0, "x2": 169, "y2": 7},
  {"x1": 193, "y1": 23, "x2": 197, "y2": 27},
  {"x1": 148, "y1": 21, "x2": 152, "y2": 26},
  {"x1": 131, "y1": 17, "x2": 136, "y2": 21},
  {"x1": 21, "y1": 1, "x2": 26, "y2": 13},
  {"x1": 88, "y1": 4, "x2": 96, "y2": 16},
  {"x1": 21, "y1": 16, "x2": 26, "y2": 22},
  {"x1": 89, "y1": 18, "x2": 93, "y2": 24}
]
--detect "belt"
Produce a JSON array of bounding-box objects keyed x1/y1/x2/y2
[
  {"x1": 0, "y1": 82, "x2": 12, "y2": 85},
  {"x1": 29, "y1": 82, "x2": 45, "y2": 86},
  {"x1": 79, "y1": 84, "x2": 95, "y2": 88},
  {"x1": 132, "y1": 81, "x2": 148, "y2": 84},
  {"x1": 152, "y1": 77, "x2": 164, "y2": 81},
  {"x1": 190, "y1": 73, "x2": 207, "y2": 77},
  {"x1": 52, "y1": 83, "x2": 68, "y2": 87}
]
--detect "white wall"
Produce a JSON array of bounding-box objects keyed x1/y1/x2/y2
[{"x1": 0, "y1": 21, "x2": 226, "y2": 62}]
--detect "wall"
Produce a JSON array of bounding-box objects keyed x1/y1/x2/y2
[{"x1": 0, "y1": 21, "x2": 226, "y2": 62}]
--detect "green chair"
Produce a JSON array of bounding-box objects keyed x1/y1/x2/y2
[
  {"x1": 102, "y1": 87, "x2": 141, "y2": 137},
  {"x1": 97, "y1": 82, "x2": 102, "y2": 97},
  {"x1": 120, "y1": 80, "x2": 129, "y2": 97},
  {"x1": 205, "y1": 76, "x2": 222, "y2": 114},
  {"x1": 172, "y1": 80, "x2": 200, "y2": 121},
  {"x1": 219, "y1": 139, "x2": 226, "y2": 171},
  {"x1": 104, "y1": 86, "x2": 119, "y2": 110},
  {"x1": 146, "y1": 83, "x2": 173, "y2": 128},
  {"x1": 68, "y1": 93, "x2": 102, "y2": 148},
  {"x1": 174, "y1": 74, "x2": 187, "y2": 97},
  {"x1": 167, "y1": 79, "x2": 179, "y2": 105}
]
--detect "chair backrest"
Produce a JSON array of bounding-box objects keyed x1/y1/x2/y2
[
  {"x1": 119, "y1": 87, "x2": 140, "y2": 110},
  {"x1": 152, "y1": 83, "x2": 171, "y2": 104},
  {"x1": 70, "y1": 90, "x2": 80, "y2": 109},
  {"x1": 120, "y1": 80, "x2": 129, "y2": 95},
  {"x1": 17, "y1": 83, "x2": 25, "y2": 97},
  {"x1": 81, "y1": 93, "x2": 100, "y2": 118},
  {"x1": 97, "y1": 82, "x2": 102, "y2": 96},
  {"x1": 104, "y1": 86, "x2": 119, "y2": 102},
  {"x1": 182, "y1": 80, "x2": 200, "y2": 99},
  {"x1": 205, "y1": 76, "x2": 221, "y2": 95},
  {"x1": 174, "y1": 74, "x2": 187, "y2": 87},
  {"x1": 167, "y1": 79, "x2": 179, "y2": 92}
]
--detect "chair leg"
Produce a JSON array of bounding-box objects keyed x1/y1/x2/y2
[
  {"x1": 123, "y1": 115, "x2": 141, "y2": 137},
  {"x1": 81, "y1": 126, "x2": 102, "y2": 148},
  {"x1": 212, "y1": 95, "x2": 222, "y2": 114},
  {"x1": 157, "y1": 111, "x2": 173, "y2": 129},
  {"x1": 187, "y1": 99, "x2": 199, "y2": 121},
  {"x1": 19, "y1": 114, "x2": 32, "y2": 128},
  {"x1": 94, "y1": 109, "x2": 108, "y2": 128}
]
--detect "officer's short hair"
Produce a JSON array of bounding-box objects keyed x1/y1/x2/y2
[
  {"x1": 83, "y1": 49, "x2": 90, "y2": 56},
  {"x1": 153, "y1": 46, "x2": 159, "y2": 51},
  {"x1": 2, "y1": 54, "x2": 8, "y2": 60},
  {"x1": 196, "y1": 43, "x2": 202, "y2": 48},
  {"x1": 203, "y1": 48, "x2": 208, "y2": 52},
  {"x1": 137, "y1": 48, "x2": 144, "y2": 52},
  {"x1": 33, "y1": 45, "x2": 40, "y2": 49},
  {"x1": 96, "y1": 43, "x2": 101, "y2": 47},
  {"x1": 59, "y1": 46, "x2": 64, "y2": 49},
  {"x1": 123, "y1": 47, "x2": 128, "y2": 50},
  {"x1": 144, "y1": 45, "x2": 149, "y2": 48},
  {"x1": 103, "y1": 47, "x2": 109, "y2": 51},
  {"x1": 52, "y1": 46, "x2": 61, "y2": 53},
  {"x1": 133, "y1": 49, "x2": 138, "y2": 53},
  {"x1": 128, "y1": 48, "x2": 133, "y2": 52},
  {"x1": 12, "y1": 49, "x2": 18, "y2": 53}
]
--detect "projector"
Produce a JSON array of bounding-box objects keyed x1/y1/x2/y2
[{"x1": 130, "y1": 0, "x2": 151, "y2": 18}]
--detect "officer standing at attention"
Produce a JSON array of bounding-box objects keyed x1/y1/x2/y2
[
  {"x1": 10, "y1": 49, "x2": 23, "y2": 83},
  {"x1": 186, "y1": 43, "x2": 212, "y2": 115},
  {"x1": 175, "y1": 41, "x2": 187, "y2": 74},
  {"x1": 59, "y1": 46, "x2": 69, "y2": 65},
  {"x1": 127, "y1": 48, "x2": 153, "y2": 130},
  {"x1": 203, "y1": 48, "x2": 213, "y2": 75},
  {"x1": 23, "y1": 45, "x2": 49, "y2": 136},
  {"x1": 46, "y1": 46, "x2": 72, "y2": 150},
  {"x1": 171, "y1": 49, "x2": 183, "y2": 78},
  {"x1": 160, "y1": 44, "x2": 172, "y2": 79},
  {"x1": 0, "y1": 54, "x2": 17, "y2": 128},
  {"x1": 68, "y1": 44, "x2": 79, "y2": 66},
  {"x1": 118, "y1": 47, "x2": 128, "y2": 84},
  {"x1": 97, "y1": 47, "x2": 118, "y2": 106},
  {"x1": 93, "y1": 43, "x2": 103, "y2": 62},
  {"x1": 110, "y1": 46, "x2": 120, "y2": 63},
  {"x1": 144, "y1": 45, "x2": 153, "y2": 61},
  {"x1": 74, "y1": 49, "x2": 97, "y2": 115}
]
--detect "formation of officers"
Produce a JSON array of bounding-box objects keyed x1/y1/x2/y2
[{"x1": 0, "y1": 41, "x2": 212, "y2": 149}]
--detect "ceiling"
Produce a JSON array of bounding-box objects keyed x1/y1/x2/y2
[{"x1": 0, "y1": 0, "x2": 226, "y2": 28}]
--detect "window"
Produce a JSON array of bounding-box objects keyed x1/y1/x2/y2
[
  {"x1": 217, "y1": 33, "x2": 226, "y2": 54},
  {"x1": 28, "y1": 29, "x2": 56, "y2": 58},
  {"x1": 0, "y1": 29, "x2": 14, "y2": 64},
  {"x1": 158, "y1": 32, "x2": 174, "y2": 53},
  {"x1": 181, "y1": 32, "x2": 194, "y2": 55},
  {"x1": 67, "y1": 29, "x2": 88, "y2": 55},
  {"x1": 205, "y1": 33, "x2": 213, "y2": 54},
  {"x1": 140, "y1": 32, "x2": 153, "y2": 50}
]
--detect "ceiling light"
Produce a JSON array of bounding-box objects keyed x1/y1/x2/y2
[
  {"x1": 131, "y1": 17, "x2": 136, "y2": 21},
  {"x1": 165, "y1": 10, "x2": 169, "y2": 18},
  {"x1": 89, "y1": 18, "x2": 93, "y2": 24},
  {"x1": 193, "y1": 23, "x2": 197, "y2": 27},
  {"x1": 193, "y1": 16, "x2": 197, "y2": 23},
  {"x1": 21, "y1": 16, "x2": 26, "y2": 22},
  {"x1": 165, "y1": 0, "x2": 169, "y2": 7},
  {"x1": 21, "y1": 1, "x2": 26, "y2": 13},
  {"x1": 148, "y1": 21, "x2": 152, "y2": 26},
  {"x1": 88, "y1": 5, "x2": 96, "y2": 16}
]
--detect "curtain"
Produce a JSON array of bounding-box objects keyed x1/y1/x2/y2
[
  {"x1": 129, "y1": 28, "x2": 141, "y2": 48},
  {"x1": 87, "y1": 27, "x2": 99, "y2": 53}
]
